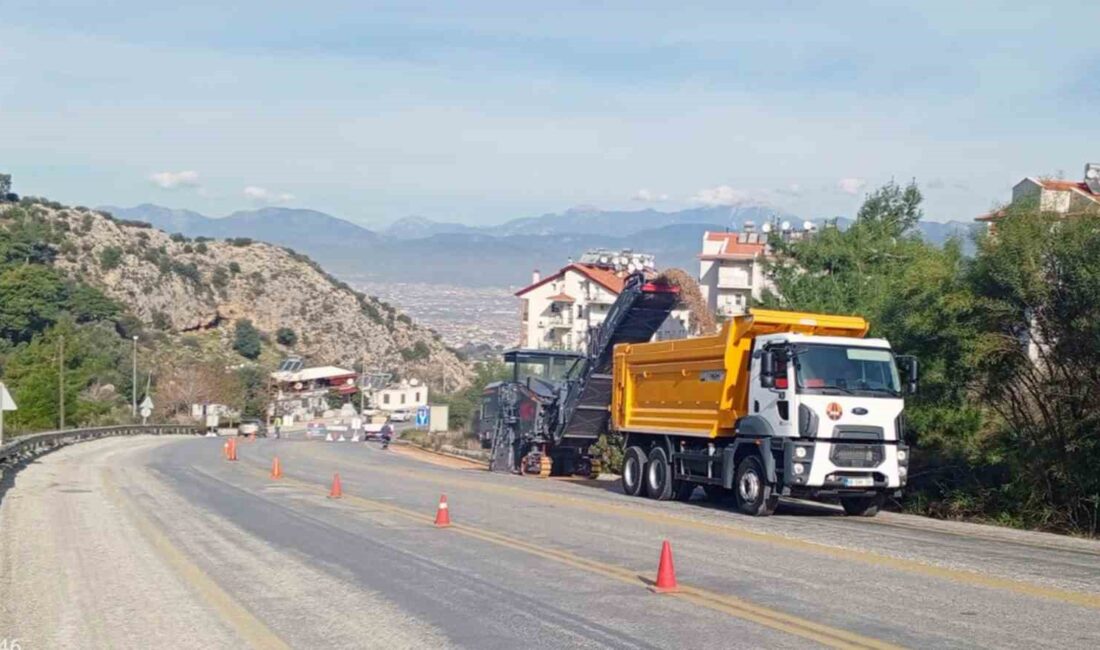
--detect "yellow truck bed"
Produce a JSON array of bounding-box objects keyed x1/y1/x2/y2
[{"x1": 610, "y1": 309, "x2": 869, "y2": 438}]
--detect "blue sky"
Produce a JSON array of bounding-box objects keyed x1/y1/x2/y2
[{"x1": 2, "y1": 1, "x2": 1098, "y2": 226}]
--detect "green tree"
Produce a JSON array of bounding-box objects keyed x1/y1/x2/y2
[
  {"x1": 437, "y1": 360, "x2": 509, "y2": 432},
  {"x1": 1, "y1": 320, "x2": 129, "y2": 432},
  {"x1": 98, "y1": 246, "x2": 123, "y2": 270},
  {"x1": 232, "y1": 319, "x2": 262, "y2": 359},
  {"x1": 0, "y1": 265, "x2": 67, "y2": 343},
  {"x1": 211, "y1": 266, "x2": 229, "y2": 289},
  {"x1": 966, "y1": 207, "x2": 1100, "y2": 533},
  {"x1": 235, "y1": 365, "x2": 270, "y2": 418},
  {"x1": 275, "y1": 327, "x2": 297, "y2": 347}
]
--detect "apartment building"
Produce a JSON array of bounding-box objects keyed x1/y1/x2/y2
[
  {"x1": 515, "y1": 253, "x2": 690, "y2": 352},
  {"x1": 698, "y1": 222, "x2": 815, "y2": 319}
]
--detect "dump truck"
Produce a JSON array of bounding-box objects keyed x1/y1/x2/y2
[
  {"x1": 482, "y1": 271, "x2": 915, "y2": 516},
  {"x1": 613, "y1": 309, "x2": 916, "y2": 516}
]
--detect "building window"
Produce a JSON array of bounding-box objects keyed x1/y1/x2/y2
[
  {"x1": 415, "y1": 391, "x2": 421, "y2": 402},
  {"x1": 383, "y1": 394, "x2": 390, "y2": 404},
  {"x1": 401, "y1": 394, "x2": 406, "y2": 404}
]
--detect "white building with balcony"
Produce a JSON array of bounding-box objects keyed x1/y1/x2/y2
[
  {"x1": 698, "y1": 230, "x2": 772, "y2": 319},
  {"x1": 515, "y1": 264, "x2": 623, "y2": 351},
  {"x1": 516, "y1": 262, "x2": 690, "y2": 352}
]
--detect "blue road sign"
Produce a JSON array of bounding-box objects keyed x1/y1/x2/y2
[{"x1": 416, "y1": 406, "x2": 430, "y2": 427}]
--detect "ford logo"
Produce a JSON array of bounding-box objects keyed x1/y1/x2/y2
[{"x1": 852, "y1": 407, "x2": 868, "y2": 415}]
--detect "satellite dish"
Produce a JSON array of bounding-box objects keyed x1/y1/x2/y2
[
  {"x1": 781, "y1": 221, "x2": 791, "y2": 232},
  {"x1": 803, "y1": 220, "x2": 815, "y2": 231},
  {"x1": 761, "y1": 223, "x2": 773, "y2": 233}
]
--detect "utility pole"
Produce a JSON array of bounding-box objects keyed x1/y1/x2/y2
[
  {"x1": 359, "y1": 355, "x2": 367, "y2": 414},
  {"x1": 0, "y1": 381, "x2": 6, "y2": 446},
  {"x1": 131, "y1": 335, "x2": 138, "y2": 418},
  {"x1": 58, "y1": 334, "x2": 65, "y2": 429}
]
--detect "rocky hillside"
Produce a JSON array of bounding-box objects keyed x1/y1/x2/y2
[{"x1": 7, "y1": 201, "x2": 472, "y2": 390}]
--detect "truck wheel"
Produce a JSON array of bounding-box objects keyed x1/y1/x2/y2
[
  {"x1": 734, "y1": 456, "x2": 778, "y2": 516},
  {"x1": 645, "y1": 447, "x2": 675, "y2": 500},
  {"x1": 841, "y1": 495, "x2": 882, "y2": 517},
  {"x1": 621, "y1": 446, "x2": 648, "y2": 497}
]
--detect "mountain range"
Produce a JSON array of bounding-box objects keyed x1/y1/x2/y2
[{"x1": 102, "y1": 203, "x2": 976, "y2": 288}]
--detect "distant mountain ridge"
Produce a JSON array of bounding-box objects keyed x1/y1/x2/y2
[{"x1": 102, "y1": 204, "x2": 976, "y2": 287}]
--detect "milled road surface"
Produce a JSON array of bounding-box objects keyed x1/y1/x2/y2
[{"x1": 2, "y1": 435, "x2": 1099, "y2": 649}]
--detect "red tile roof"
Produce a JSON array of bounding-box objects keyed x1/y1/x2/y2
[
  {"x1": 515, "y1": 263, "x2": 626, "y2": 296},
  {"x1": 701, "y1": 231, "x2": 767, "y2": 259},
  {"x1": 547, "y1": 292, "x2": 575, "y2": 303},
  {"x1": 1038, "y1": 179, "x2": 1095, "y2": 195}
]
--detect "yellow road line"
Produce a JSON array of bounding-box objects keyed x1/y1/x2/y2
[
  {"x1": 102, "y1": 468, "x2": 291, "y2": 650},
  {"x1": 246, "y1": 465, "x2": 897, "y2": 650},
  {"x1": 311, "y1": 452, "x2": 1100, "y2": 611}
]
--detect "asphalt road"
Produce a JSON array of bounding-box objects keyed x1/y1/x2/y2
[{"x1": 2, "y1": 435, "x2": 1100, "y2": 649}]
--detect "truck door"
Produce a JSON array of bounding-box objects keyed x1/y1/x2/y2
[{"x1": 749, "y1": 344, "x2": 795, "y2": 437}]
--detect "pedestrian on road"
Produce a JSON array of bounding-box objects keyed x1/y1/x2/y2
[{"x1": 380, "y1": 422, "x2": 393, "y2": 450}]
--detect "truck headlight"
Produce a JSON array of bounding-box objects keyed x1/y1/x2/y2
[
  {"x1": 897, "y1": 449, "x2": 908, "y2": 462},
  {"x1": 794, "y1": 446, "x2": 808, "y2": 459},
  {"x1": 793, "y1": 463, "x2": 805, "y2": 476},
  {"x1": 898, "y1": 466, "x2": 907, "y2": 477}
]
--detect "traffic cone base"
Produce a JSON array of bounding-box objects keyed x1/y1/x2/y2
[
  {"x1": 649, "y1": 540, "x2": 679, "y2": 593},
  {"x1": 434, "y1": 494, "x2": 451, "y2": 527},
  {"x1": 328, "y1": 472, "x2": 343, "y2": 499}
]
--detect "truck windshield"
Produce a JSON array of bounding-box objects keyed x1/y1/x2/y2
[{"x1": 793, "y1": 344, "x2": 901, "y2": 397}]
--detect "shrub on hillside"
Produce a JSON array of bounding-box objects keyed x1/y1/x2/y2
[
  {"x1": 98, "y1": 246, "x2": 123, "y2": 270},
  {"x1": 232, "y1": 319, "x2": 262, "y2": 359}
]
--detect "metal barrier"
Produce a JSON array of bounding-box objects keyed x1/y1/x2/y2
[{"x1": 0, "y1": 424, "x2": 201, "y2": 476}]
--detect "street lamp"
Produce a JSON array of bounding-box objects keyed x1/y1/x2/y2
[{"x1": 132, "y1": 335, "x2": 138, "y2": 418}]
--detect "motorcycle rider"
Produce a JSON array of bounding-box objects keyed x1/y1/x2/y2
[{"x1": 380, "y1": 421, "x2": 394, "y2": 450}]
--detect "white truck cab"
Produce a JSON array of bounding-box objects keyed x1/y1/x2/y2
[
  {"x1": 743, "y1": 336, "x2": 915, "y2": 514},
  {"x1": 743, "y1": 333, "x2": 914, "y2": 514}
]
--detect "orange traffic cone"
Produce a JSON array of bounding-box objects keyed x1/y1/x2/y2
[
  {"x1": 228, "y1": 438, "x2": 238, "y2": 461},
  {"x1": 649, "y1": 540, "x2": 679, "y2": 593},
  {"x1": 328, "y1": 473, "x2": 343, "y2": 499},
  {"x1": 223, "y1": 440, "x2": 230, "y2": 459},
  {"x1": 434, "y1": 494, "x2": 452, "y2": 527},
  {"x1": 270, "y1": 456, "x2": 282, "y2": 479}
]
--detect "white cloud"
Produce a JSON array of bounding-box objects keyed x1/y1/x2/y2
[
  {"x1": 632, "y1": 188, "x2": 670, "y2": 202},
  {"x1": 838, "y1": 177, "x2": 867, "y2": 195},
  {"x1": 149, "y1": 170, "x2": 200, "y2": 189},
  {"x1": 690, "y1": 185, "x2": 757, "y2": 206},
  {"x1": 243, "y1": 186, "x2": 295, "y2": 204}
]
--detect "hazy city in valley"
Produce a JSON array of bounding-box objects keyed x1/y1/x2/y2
[{"x1": 3, "y1": 3, "x2": 1100, "y2": 649}]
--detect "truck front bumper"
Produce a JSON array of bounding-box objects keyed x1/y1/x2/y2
[{"x1": 778, "y1": 438, "x2": 908, "y2": 494}]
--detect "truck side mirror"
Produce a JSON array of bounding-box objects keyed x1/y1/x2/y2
[
  {"x1": 760, "y1": 350, "x2": 776, "y2": 389},
  {"x1": 898, "y1": 355, "x2": 918, "y2": 394}
]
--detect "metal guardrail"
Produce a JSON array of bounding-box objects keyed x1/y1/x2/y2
[{"x1": 0, "y1": 424, "x2": 201, "y2": 472}]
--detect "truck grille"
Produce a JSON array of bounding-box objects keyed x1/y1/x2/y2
[{"x1": 830, "y1": 443, "x2": 884, "y2": 468}]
